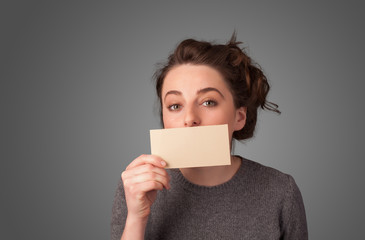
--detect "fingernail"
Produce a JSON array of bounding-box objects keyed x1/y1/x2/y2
[{"x1": 161, "y1": 161, "x2": 166, "y2": 167}]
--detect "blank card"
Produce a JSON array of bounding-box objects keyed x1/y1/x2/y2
[{"x1": 150, "y1": 124, "x2": 231, "y2": 168}]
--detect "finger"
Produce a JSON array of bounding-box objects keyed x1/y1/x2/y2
[
  {"x1": 124, "y1": 181, "x2": 163, "y2": 200},
  {"x1": 124, "y1": 171, "x2": 170, "y2": 190},
  {"x1": 126, "y1": 154, "x2": 166, "y2": 170},
  {"x1": 126, "y1": 171, "x2": 170, "y2": 189},
  {"x1": 137, "y1": 181, "x2": 164, "y2": 193},
  {"x1": 122, "y1": 163, "x2": 169, "y2": 180},
  {"x1": 125, "y1": 182, "x2": 164, "y2": 201}
]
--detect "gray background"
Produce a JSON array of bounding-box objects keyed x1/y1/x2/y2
[{"x1": 1, "y1": 1, "x2": 364, "y2": 239}]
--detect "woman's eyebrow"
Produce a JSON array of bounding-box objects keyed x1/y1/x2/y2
[
  {"x1": 164, "y1": 90, "x2": 182, "y2": 101},
  {"x1": 197, "y1": 87, "x2": 225, "y2": 99}
]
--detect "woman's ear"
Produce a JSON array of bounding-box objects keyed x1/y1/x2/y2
[{"x1": 234, "y1": 107, "x2": 247, "y2": 131}]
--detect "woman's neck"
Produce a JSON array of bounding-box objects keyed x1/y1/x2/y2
[{"x1": 179, "y1": 155, "x2": 241, "y2": 187}]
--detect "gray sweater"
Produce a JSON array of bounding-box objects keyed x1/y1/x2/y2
[{"x1": 111, "y1": 158, "x2": 308, "y2": 239}]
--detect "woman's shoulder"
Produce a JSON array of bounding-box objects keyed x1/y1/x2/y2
[
  {"x1": 238, "y1": 157, "x2": 308, "y2": 238},
  {"x1": 238, "y1": 156, "x2": 300, "y2": 195},
  {"x1": 241, "y1": 157, "x2": 287, "y2": 176}
]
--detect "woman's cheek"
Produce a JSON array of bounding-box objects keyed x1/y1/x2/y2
[
  {"x1": 204, "y1": 109, "x2": 228, "y2": 125},
  {"x1": 163, "y1": 113, "x2": 183, "y2": 128}
]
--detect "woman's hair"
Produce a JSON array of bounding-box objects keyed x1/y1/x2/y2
[{"x1": 154, "y1": 33, "x2": 280, "y2": 140}]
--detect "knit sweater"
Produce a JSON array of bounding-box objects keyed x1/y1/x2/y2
[{"x1": 111, "y1": 157, "x2": 308, "y2": 240}]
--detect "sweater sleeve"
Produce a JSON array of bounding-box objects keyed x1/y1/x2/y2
[
  {"x1": 111, "y1": 179, "x2": 127, "y2": 240},
  {"x1": 281, "y1": 175, "x2": 308, "y2": 240}
]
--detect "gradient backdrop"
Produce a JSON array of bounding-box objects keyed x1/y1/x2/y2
[{"x1": 1, "y1": 1, "x2": 364, "y2": 239}]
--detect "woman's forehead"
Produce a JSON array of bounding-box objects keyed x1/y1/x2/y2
[{"x1": 162, "y1": 64, "x2": 228, "y2": 93}]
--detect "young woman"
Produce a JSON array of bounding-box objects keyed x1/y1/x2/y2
[{"x1": 111, "y1": 34, "x2": 308, "y2": 240}]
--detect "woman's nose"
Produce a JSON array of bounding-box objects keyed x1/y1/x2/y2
[{"x1": 184, "y1": 106, "x2": 201, "y2": 127}]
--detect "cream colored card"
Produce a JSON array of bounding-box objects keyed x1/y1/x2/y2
[{"x1": 150, "y1": 124, "x2": 231, "y2": 168}]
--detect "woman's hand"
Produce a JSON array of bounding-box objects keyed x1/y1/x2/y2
[{"x1": 121, "y1": 154, "x2": 170, "y2": 221}]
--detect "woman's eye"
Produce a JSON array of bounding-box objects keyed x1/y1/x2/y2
[
  {"x1": 168, "y1": 104, "x2": 181, "y2": 111},
  {"x1": 202, "y1": 100, "x2": 217, "y2": 107}
]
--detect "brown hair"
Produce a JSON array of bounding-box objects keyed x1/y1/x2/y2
[{"x1": 154, "y1": 33, "x2": 280, "y2": 140}]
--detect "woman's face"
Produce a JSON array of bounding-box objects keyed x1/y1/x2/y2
[{"x1": 161, "y1": 64, "x2": 246, "y2": 142}]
